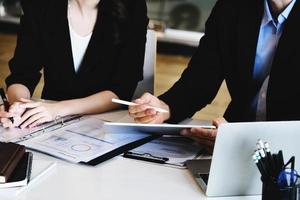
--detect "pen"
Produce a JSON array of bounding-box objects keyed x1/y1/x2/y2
[
  {"x1": 284, "y1": 156, "x2": 298, "y2": 186},
  {"x1": 257, "y1": 139, "x2": 265, "y2": 150},
  {"x1": 264, "y1": 142, "x2": 275, "y2": 177},
  {"x1": 0, "y1": 88, "x2": 14, "y2": 123},
  {"x1": 277, "y1": 150, "x2": 285, "y2": 171},
  {"x1": 272, "y1": 154, "x2": 279, "y2": 176},
  {"x1": 253, "y1": 153, "x2": 268, "y2": 181},
  {"x1": 112, "y1": 98, "x2": 169, "y2": 113}
]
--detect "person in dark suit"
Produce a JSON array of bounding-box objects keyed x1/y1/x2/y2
[
  {"x1": 0, "y1": 0, "x2": 148, "y2": 128},
  {"x1": 129, "y1": 0, "x2": 299, "y2": 152}
]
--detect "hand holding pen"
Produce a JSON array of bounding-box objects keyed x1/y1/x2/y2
[
  {"x1": 0, "y1": 88, "x2": 15, "y2": 127},
  {"x1": 127, "y1": 93, "x2": 171, "y2": 124}
]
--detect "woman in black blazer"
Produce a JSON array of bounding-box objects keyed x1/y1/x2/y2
[{"x1": 0, "y1": 0, "x2": 148, "y2": 128}]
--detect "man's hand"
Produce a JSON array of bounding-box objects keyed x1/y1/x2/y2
[
  {"x1": 128, "y1": 92, "x2": 170, "y2": 124},
  {"x1": 181, "y1": 118, "x2": 227, "y2": 153}
]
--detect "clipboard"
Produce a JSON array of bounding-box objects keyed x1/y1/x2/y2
[
  {"x1": 122, "y1": 135, "x2": 206, "y2": 168},
  {"x1": 84, "y1": 134, "x2": 159, "y2": 166}
]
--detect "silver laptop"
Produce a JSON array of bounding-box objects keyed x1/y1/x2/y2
[{"x1": 186, "y1": 121, "x2": 300, "y2": 197}]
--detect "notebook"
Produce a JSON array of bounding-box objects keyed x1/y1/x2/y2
[
  {"x1": 0, "y1": 152, "x2": 33, "y2": 188},
  {"x1": 0, "y1": 159, "x2": 56, "y2": 197},
  {"x1": 0, "y1": 142, "x2": 26, "y2": 183}
]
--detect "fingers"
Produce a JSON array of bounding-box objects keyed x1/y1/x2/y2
[
  {"x1": 20, "y1": 101, "x2": 41, "y2": 109},
  {"x1": 181, "y1": 127, "x2": 217, "y2": 140},
  {"x1": 134, "y1": 114, "x2": 158, "y2": 124},
  {"x1": 188, "y1": 135, "x2": 215, "y2": 154},
  {"x1": 8, "y1": 102, "x2": 26, "y2": 117},
  {"x1": 19, "y1": 98, "x2": 32, "y2": 103},
  {"x1": 181, "y1": 129, "x2": 215, "y2": 154},
  {"x1": 189, "y1": 136, "x2": 215, "y2": 147},
  {"x1": 1, "y1": 99, "x2": 52, "y2": 129},
  {"x1": 129, "y1": 104, "x2": 156, "y2": 116},
  {"x1": 19, "y1": 112, "x2": 45, "y2": 129},
  {"x1": 129, "y1": 93, "x2": 167, "y2": 124},
  {"x1": 27, "y1": 116, "x2": 48, "y2": 128},
  {"x1": 1, "y1": 117, "x2": 14, "y2": 128},
  {"x1": 180, "y1": 127, "x2": 216, "y2": 153},
  {"x1": 134, "y1": 92, "x2": 155, "y2": 104},
  {"x1": 0, "y1": 105, "x2": 4, "y2": 112},
  {"x1": 180, "y1": 117, "x2": 228, "y2": 154},
  {"x1": 129, "y1": 93, "x2": 157, "y2": 115},
  {"x1": 212, "y1": 117, "x2": 227, "y2": 127},
  {"x1": 21, "y1": 106, "x2": 43, "y2": 121},
  {"x1": 0, "y1": 105, "x2": 12, "y2": 117},
  {"x1": 0, "y1": 105, "x2": 15, "y2": 128}
]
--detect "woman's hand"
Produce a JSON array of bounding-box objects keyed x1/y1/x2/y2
[
  {"x1": 0, "y1": 102, "x2": 27, "y2": 128},
  {"x1": 128, "y1": 93, "x2": 170, "y2": 124},
  {"x1": 0, "y1": 105, "x2": 16, "y2": 128},
  {"x1": 17, "y1": 98, "x2": 60, "y2": 129},
  {"x1": 181, "y1": 118, "x2": 227, "y2": 153}
]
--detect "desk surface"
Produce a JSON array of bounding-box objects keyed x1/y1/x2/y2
[{"x1": 1, "y1": 111, "x2": 261, "y2": 200}]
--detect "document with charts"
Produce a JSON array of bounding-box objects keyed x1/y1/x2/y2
[{"x1": 19, "y1": 117, "x2": 150, "y2": 164}]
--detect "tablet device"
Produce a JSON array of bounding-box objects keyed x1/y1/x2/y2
[{"x1": 103, "y1": 122, "x2": 216, "y2": 135}]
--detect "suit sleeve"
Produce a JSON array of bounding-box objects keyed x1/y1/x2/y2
[
  {"x1": 5, "y1": 0, "x2": 43, "y2": 96},
  {"x1": 108, "y1": 0, "x2": 149, "y2": 101},
  {"x1": 159, "y1": 0, "x2": 226, "y2": 123}
]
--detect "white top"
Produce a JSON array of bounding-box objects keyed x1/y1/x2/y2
[{"x1": 68, "y1": 22, "x2": 92, "y2": 73}]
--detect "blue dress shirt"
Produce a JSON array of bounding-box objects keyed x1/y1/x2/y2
[{"x1": 253, "y1": 0, "x2": 296, "y2": 120}]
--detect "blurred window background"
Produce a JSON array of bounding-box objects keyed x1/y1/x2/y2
[
  {"x1": 0, "y1": 0, "x2": 230, "y2": 120},
  {"x1": 0, "y1": 0, "x2": 22, "y2": 24},
  {"x1": 147, "y1": 0, "x2": 217, "y2": 32}
]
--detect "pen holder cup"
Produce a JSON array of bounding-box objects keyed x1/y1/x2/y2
[{"x1": 262, "y1": 181, "x2": 300, "y2": 200}]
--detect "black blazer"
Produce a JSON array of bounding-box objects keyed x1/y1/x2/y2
[
  {"x1": 6, "y1": 0, "x2": 148, "y2": 101},
  {"x1": 160, "y1": 0, "x2": 300, "y2": 123}
]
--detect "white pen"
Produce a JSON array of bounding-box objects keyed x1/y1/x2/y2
[{"x1": 112, "y1": 98, "x2": 169, "y2": 113}]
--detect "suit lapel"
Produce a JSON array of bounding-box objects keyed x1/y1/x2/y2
[
  {"x1": 77, "y1": 0, "x2": 114, "y2": 76},
  {"x1": 271, "y1": 0, "x2": 300, "y2": 72},
  {"x1": 49, "y1": 0, "x2": 76, "y2": 79},
  {"x1": 47, "y1": 0, "x2": 115, "y2": 79},
  {"x1": 236, "y1": 0, "x2": 264, "y2": 95},
  {"x1": 76, "y1": 1, "x2": 103, "y2": 75}
]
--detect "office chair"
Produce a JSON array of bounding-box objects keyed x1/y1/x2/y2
[{"x1": 132, "y1": 30, "x2": 157, "y2": 100}]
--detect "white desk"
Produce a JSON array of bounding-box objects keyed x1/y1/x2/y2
[{"x1": 1, "y1": 111, "x2": 261, "y2": 200}]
